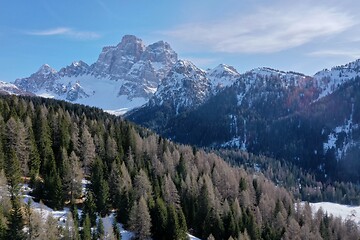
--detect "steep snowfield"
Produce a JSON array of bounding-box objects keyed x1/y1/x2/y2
[{"x1": 34, "y1": 74, "x2": 148, "y2": 112}]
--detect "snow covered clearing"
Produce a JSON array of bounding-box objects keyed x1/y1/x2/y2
[{"x1": 308, "y1": 202, "x2": 360, "y2": 226}]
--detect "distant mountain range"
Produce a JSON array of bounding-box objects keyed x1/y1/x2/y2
[
  {"x1": 3, "y1": 35, "x2": 360, "y2": 181},
  {"x1": 12, "y1": 35, "x2": 178, "y2": 114},
  {"x1": 127, "y1": 58, "x2": 360, "y2": 182}
]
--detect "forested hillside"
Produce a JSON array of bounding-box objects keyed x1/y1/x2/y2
[{"x1": 0, "y1": 95, "x2": 359, "y2": 240}]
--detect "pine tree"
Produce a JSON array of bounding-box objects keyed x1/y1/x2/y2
[
  {"x1": 63, "y1": 151, "x2": 83, "y2": 203},
  {"x1": 83, "y1": 191, "x2": 97, "y2": 226},
  {"x1": 5, "y1": 149, "x2": 24, "y2": 240},
  {"x1": 91, "y1": 157, "x2": 109, "y2": 216},
  {"x1": 152, "y1": 197, "x2": 168, "y2": 240},
  {"x1": 134, "y1": 169, "x2": 153, "y2": 201},
  {"x1": 44, "y1": 156, "x2": 63, "y2": 210},
  {"x1": 82, "y1": 214, "x2": 92, "y2": 240},
  {"x1": 7, "y1": 197, "x2": 24, "y2": 240},
  {"x1": 165, "y1": 204, "x2": 188, "y2": 240},
  {"x1": 97, "y1": 218, "x2": 105, "y2": 240},
  {"x1": 25, "y1": 116, "x2": 40, "y2": 183},
  {"x1": 129, "y1": 197, "x2": 152, "y2": 240},
  {"x1": 81, "y1": 123, "x2": 96, "y2": 175}
]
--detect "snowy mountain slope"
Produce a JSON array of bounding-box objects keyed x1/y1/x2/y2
[
  {"x1": 13, "y1": 35, "x2": 178, "y2": 113},
  {"x1": 0, "y1": 80, "x2": 34, "y2": 96},
  {"x1": 314, "y1": 59, "x2": 360, "y2": 100},
  {"x1": 126, "y1": 61, "x2": 242, "y2": 130},
  {"x1": 127, "y1": 59, "x2": 360, "y2": 182},
  {"x1": 207, "y1": 64, "x2": 240, "y2": 93},
  {"x1": 149, "y1": 60, "x2": 211, "y2": 113}
]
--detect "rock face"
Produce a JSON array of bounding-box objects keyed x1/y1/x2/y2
[
  {"x1": 13, "y1": 35, "x2": 178, "y2": 112},
  {"x1": 150, "y1": 60, "x2": 211, "y2": 113}
]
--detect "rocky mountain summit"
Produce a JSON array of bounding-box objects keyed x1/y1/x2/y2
[{"x1": 13, "y1": 35, "x2": 178, "y2": 112}]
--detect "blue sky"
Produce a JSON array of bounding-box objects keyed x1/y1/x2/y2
[{"x1": 1, "y1": 0, "x2": 360, "y2": 81}]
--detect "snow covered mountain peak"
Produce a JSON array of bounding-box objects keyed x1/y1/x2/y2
[
  {"x1": 91, "y1": 35, "x2": 146, "y2": 78},
  {"x1": 59, "y1": 61, "x2": 90, "y2": 77},
  {"x1": 207, "y1": 64, "x2": 240, "y2": 92},
  {"x1": 37, "y1": 64, "x2": 58, "y2": 75},
  {"x1": 249, "y1": 67, "x2": 306, "y2": 78},
  {"x1": 209, "y1": 64, "x2": 239, "y2": 76},
  {"x1": 13, "y1": 35, "x2": 180, "y2": 113},
  {"x1": 142, "y1": 40, "x2": 177, "y2": 64},
  {"x1": 172, "y1": 59, "x2": 206, "y2": 76},
  {"x1": 147, "y1": 59, "x2": 211, "y2": 114}
]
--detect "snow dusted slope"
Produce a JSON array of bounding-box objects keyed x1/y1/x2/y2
[
  {"x1": 149, "y1": 60, "x2": 211, "y2": 114},
  {"x1": 314, "y1": 59, "x2": 360, "y2": 100},
  {"x1": 207, "y1": 64, "x2": 240, "y2": 93},
  {"x1": 13, "y1": 35, "x2": 178, "y2": 114},
  {"x1": 0, "y1": 81, "x2": 34, "y2": 96}
]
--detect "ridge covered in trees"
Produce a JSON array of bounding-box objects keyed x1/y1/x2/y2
[{"x1": 0, "y1": 95, "x2": 359, "y2": 240}]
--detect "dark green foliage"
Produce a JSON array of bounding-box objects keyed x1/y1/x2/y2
[
  {"x1": 83, "y1": 191, "x2": 97, "y2": 226},
  {"x1": 0, "y1": 94, "x2": 359, "y2": 240},
  {"x1": 5, "y1": 150, "x2": 22, "y2": 198},
  {"x1": 43, "y1": 155, "x2": 63, "y2": 210},
  {"x1": 90, "y1": 157, "x2": 109, "y2": 216},
  {"x1": 7, "y1": 198, "x2": 24, "y2": 240},
  {"x1": 96, "y1": 218, "x2": 105, "y2": 240},
  {"x1": 166, "y1": 204, "x2": 188, "y2": 240},
  {"x1": 151, "y1": 198, "x2": 168, "y2": 240},
  {"x1": 82, "y1": 214, "x2": 92, "y2": 240},
  {"x1": 0, "y1": 212, "x2": 7, "y2": 240}
]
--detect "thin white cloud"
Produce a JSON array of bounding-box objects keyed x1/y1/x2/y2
[
  {"x1": 26, "y1": 27, "x2": 101, "y2": 40},
  {"x1": 308, "y1": 50, "x2": 360, "y2": 59},
  {"x1": 161, "y1": 5, "x2": 356, "y2": 53}
]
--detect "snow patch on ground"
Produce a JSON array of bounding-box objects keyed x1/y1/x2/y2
[
  {"x1": 21, "y1": 183, "x2": 134, "y2": 239},
  {"x1": 308, "y1": 202, "x2": 360, "y2": 226},
  {"x1": 21, "y1": 183, "x2": 201, "y2": 239},
  {"x1": 323, "y1": 103, "x2": 359, "y2": 160},
  {"x1": 188, "y1": 233, "x2": 202, "y2": 240}
]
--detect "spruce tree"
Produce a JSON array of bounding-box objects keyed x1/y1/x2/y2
[
  {"x1": 82, "y1": 214, "x2": 92, "y2": 240},
  {"x1": 5, "y1": 151, "x2": 23, "y2": 240},
  {"x1": 7, "y1": 197, "x2": 24, "y2": 240},
  {"x1": 83, "y1": 191, "x2": 97, "y2": 226},
  {"x1": 91, "y1": 157, "x2": 109, "y2": 216},
  {"x1": 152, "y1": 197, "x2": 168, "y2": 240},
  {"x1": 96, "y1": 218, "x2": 105, "y2": 240}
]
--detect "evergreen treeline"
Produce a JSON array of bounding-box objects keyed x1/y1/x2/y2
[
  {"x1": 219, "y1": 150, "x2": 360, "y2": 205},
  {"x1": 0, "y1": 95, "x2": 359, "y2": 240}
]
